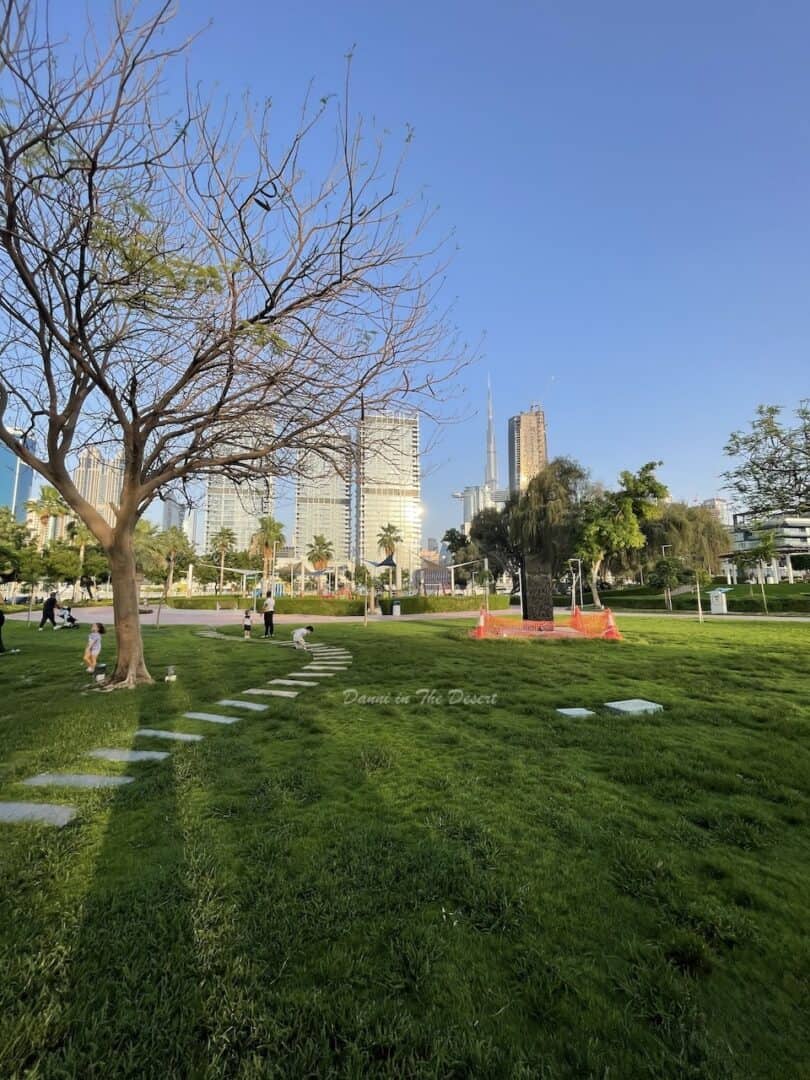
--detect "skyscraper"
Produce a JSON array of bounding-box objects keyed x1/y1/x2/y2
[
  {"x1": 295, "y1": 452, "x2": 352, "y2": 565},
  {"x1": 161, "y1": 495, "x2": 185, "y2": 531},
  {"x1": 72, "y1": 447, "x2": 123, "y2": 525},
  {"x1": 485, "y1": 376, "x2": 498, "y2": 491},
  {"x1": 203, "y1": 473, "x2": 272, "y2": 553},
  {"x1": 0, "y1": 430, "x2": 34, "y2": 523},
  {"x1": 356, "y1": 414, "x2": 421, "y2": 573},
  {"x1": 508, "y1": 405, "x2": 548, "y2": 495}
]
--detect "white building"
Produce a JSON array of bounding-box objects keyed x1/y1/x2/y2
[
  {"x1": 294, "y1": 452, "x2": 352, "y2": 566},
  {"x1": 203, "y1": 474, "x2": 272, "y2": 553},
  {"x1": 721, "y1": 511, "x2": 810, "y2": 583},
  {"x1": 356, "y1": 414, "x2": 421, "y2": 575},
  {"x1": 72, "y1": 447, "x2": 123, "y2": 526},
  {"x1": 702, "y1": 497, "x2": 734, "y2": 528}
]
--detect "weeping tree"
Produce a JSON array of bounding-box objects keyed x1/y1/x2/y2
[{"x1": 0, "y1": 1, "x2": 463, "y2": 685}]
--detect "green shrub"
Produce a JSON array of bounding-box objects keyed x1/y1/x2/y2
[{"x1": 378, "y1": 595, "x2": 510, "y2": 615}]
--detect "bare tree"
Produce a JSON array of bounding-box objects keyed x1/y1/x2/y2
[{"x1": 0, "y1": 1, "x2": 465, "y2": 685}]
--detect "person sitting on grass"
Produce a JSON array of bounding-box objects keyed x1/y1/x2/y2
[
  {"x1": 83, "y1": 622, "x2": 105, "y2": 674},
  {"x1": 292, "y1": 625, "x2": 315, "y2": 651}
]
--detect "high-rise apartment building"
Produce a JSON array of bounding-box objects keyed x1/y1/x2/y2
[
  {"x1": 203, "y1": 473, "x2": 271, "y2": 553},
  {"x1": 508, "y1": 405, "x2": 548, "y2": 495},
  {"x1": 356, "y1": 414, "x2": 421, "y2": 574},
  {"x1": 161, "y1": 495, "x2": 185, "y2": 531},
  {"x1": 0, "y1": 430, "x2": 34, "y2": 523},
  {"x1": 72, "y1": 447, "x2": 123, "y2": 526},
  {"x1": 294, "y1": 452, "x2": 352, "y2": 566}
]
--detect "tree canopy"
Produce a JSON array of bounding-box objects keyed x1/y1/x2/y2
[{"x1": 724, "y1": 402, "x2": 810, "y2": 515}]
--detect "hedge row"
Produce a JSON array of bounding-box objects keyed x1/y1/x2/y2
[
  {"x1": 377, "y1": 595, "x2": 510, "y2": 615},
  {"x1": 165, "y1": 594, "x2": 510, "y2": 616}
]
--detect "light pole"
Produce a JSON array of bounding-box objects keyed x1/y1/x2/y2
[{"x1": 661, "y1": 545, "x2": 673, "y2": 611}]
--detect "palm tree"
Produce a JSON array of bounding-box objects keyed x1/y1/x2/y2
[
  {"x1": 154, "y1": 526, "x2": 191, "y2": 628},
  {"x1": 249, "y1": 515, "x2": 286, "y2": 594},
  {"x1": 25, "y1": 485, "x2": 71, "y2": 546},
  {"x1": 210, "y1": 527, "x2": 237, "y2": 593},
  {"x1": 306, "y1": 534, "x2": 335, "y2": 594},
  {"x1": 377, "y1": 522, "x2": 402, "y2": 593},
  {"x1": 66, "y1": 520, "x2": 95, "y2": 600}
]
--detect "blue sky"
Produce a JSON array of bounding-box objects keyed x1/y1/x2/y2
[{"x1": 102, "y1": 3, "x2": 810, "y2": 537}]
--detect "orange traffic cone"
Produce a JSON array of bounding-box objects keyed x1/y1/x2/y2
[{"x1": 602, "y1": 607, "x2": 621, "y2": 641}]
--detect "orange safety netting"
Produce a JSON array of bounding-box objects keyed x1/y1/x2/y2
[{"x1": 470, "y1": 606, "x2": 621, "y2": 641}]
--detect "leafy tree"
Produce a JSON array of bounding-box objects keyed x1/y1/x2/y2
[
  {"x1": 441, "y1": 529, "x2": 468, "y2": 556},
  {"x1": 469, "y1": 506, "x2": 521, "y2": 588},
  {"x1": 132, "y1": 521, "x2": 168, "y2": 584},
  {"x1": 42, "y1": 541, "x2": 81, "y2": 587},
  {"x1": 249, "y1": 516, "x2": 286, "y2": 592},
  {"x1": 737, "y1": 530, "x2": 778, "y2": 613},
  {"x1": 642, "y1": 502, "x2": 730, "y2": 574},
  {"x1": 210, "y1": 529, "x2": 238, "y2": 594},
  {"x1": 509, "y1": 458, "x2": 589, "y2": 580},
  {"x1": 575, "y1": 463, "x2": 668, "y2": 607},
  {"x1": 648, "y1": 556, "x2": 683, "y2": 610},
  {"x1": 154, "y1": 527, "x2": 195, "y2": 628},
  {"x1": 0, "y1": 4, "x2": 463, "y2": 685},
  {"x1": 724, "y1": 402, "x2": 810, "y2": 515}
]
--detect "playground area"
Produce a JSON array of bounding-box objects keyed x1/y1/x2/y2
[{"x1": 0, "y1": 615, "x2": 808, "y2": 1077}]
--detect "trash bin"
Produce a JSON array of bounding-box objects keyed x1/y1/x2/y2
[
  {"x1": 392, "y1": 601, "x2": 401, "y2": 617},
  {"x1": 709, "y1": 589, "x2": 729, "y2": 615}
]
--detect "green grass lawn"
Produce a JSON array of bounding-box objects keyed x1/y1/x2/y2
[{"x1": 0, "y1": 617, "x2": 808, "y2": 1078}]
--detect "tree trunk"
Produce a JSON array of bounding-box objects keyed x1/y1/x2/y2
[
  {"x1": 589, "y1": 561, "x2": 603, "y2": 608},
  {"x1": 108, "y1": 534, "x2": 153, "y2": 687}
]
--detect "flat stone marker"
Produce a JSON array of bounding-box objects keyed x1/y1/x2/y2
[
  {"x1": 87, "y1": 748, "x2": 170, "y2": 763},
  {"x1": 244, "y1": 687, "x2": 298, "y2": 698},
  {"x1": 182, "y1": 711, "x2": 239, "y2": 725},
  {"x1": 22, "y1": 773, "x2": 134, "y2": 789},
  {"x1": 217, "y1": 699, "x2": 268, "y2": 712},
  {"x1": 135, "y1": 729, "x2": 204, "y2": 743},
  {"x1": 270, "y1": 678, "x2": 317, "y2": 686},
  {"x1": 295, "y1": 670, "x2": 337, "y2": 676},
  {"x1": 556, "y1": 708, "x2": 595, "y2": 718},
  {"x1": 0, "y1": 801, "x2": 77, "y2": 827},
  {"x1": 604, "y1": 699, "x2": 663, "y2": 716}
]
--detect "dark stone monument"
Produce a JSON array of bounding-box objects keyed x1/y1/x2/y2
[{"x1": 520, "y1": 555, "x2": 554, "y2": 624}]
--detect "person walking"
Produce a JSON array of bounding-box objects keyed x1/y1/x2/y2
[
  {"x1": 38, "y1": 592, "x2": 60, "y2": 630},
  {"x1": 83, "y1": 622, "x2": 105, "y2": 674},
  {"x1": 262, "y1": 590, "x2": 276, "y2": 638}
]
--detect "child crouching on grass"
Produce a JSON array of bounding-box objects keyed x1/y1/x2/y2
[{"x1": 83, "y1": 622, "x2": 105, "y2": 674}]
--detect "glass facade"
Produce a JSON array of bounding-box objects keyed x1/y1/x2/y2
[
  {"x1": 357, "y1": 415, "x2": 421, "y2": 573},
  {"x1": 0, "y1": 431, "x2": 34, "y2": 522},
  {"x1": 295, "y1": 452, "x2": 352, "y2": 566}
]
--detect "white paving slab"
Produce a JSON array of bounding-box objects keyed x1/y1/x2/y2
[
  {"x1": 244, "y1": 687, "x2": 299, "y2": 698},
  {"x1": 22, "y1": 772, "x2": 134, "y2": 789},
  {"x1": 270, "y1": 678, "x2": 317, "y2": 686},
  {"x1": 292, "y1": 670, "x2": 337, "y2": 676},
  {"x1": 604, "y1": 699, "x2": 663, "y2": 716},
  {"x1": 87, "y1": 748, "x2": 170, "y2": 763},
  {"x1": 183, "y1": 711, "x2": 239, "y2": 725},
  {"x1": 217, "y1": 699, "x2": 269, "y2": 712},
  {"x1": 0, "y1": 801, "x2": 77, "y2": 826},
  {"x1": 135, "y1": 729, "x2": 204, "y2": 743},
  {"x1": 556, "y1": 708, "x2": 595, "y2": 718}
]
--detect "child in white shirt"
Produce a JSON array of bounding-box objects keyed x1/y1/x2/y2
[
  {"x1": 83, "y1": 623, "x2": 105, "y2": 673},
  {"x1": 291, "y1": 625, "x2": 314, "y2": 651}
]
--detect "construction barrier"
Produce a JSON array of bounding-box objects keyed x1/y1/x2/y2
[{"x1": 470, "y1": 606, "x2": 621, "y2": 641}]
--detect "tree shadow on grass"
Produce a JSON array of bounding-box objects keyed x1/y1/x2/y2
[{"x1": 39, "y1": 690, "x2": 204, "y2": 1078}]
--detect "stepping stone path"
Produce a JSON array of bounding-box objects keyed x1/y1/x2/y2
[
  {"x1": 604, "y1": 698, "x2": 663, "y2": 715},
  {"x1": 556, "y1": 708, "x2": 595, "y2": 718},
  {"x1": 217, "y1": 699, "x2": 268, "y2": 712},
  {"x1": 244, "y1": 688, "x2": 298, "y2": 698},
  {"x1": 2, "y1": 644, "x2": 354, "y2": 828},
  {"x1": 87, "y1": 748, "x2": 170, "y2": 763},
  {"x1": 183, "y1": 711, "x2": 239, "y2": 725},
  {"x1": 0, "y1": 802, "x2": 77, "y2": 827},
  {"x1": 135, "y1": 729, "x2": 204, "y2": 743},
  {"x1": 22, "y1": 772, "x2": 135, "y2": 789}
]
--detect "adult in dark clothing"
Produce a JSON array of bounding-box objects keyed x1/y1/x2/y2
[
  {"x1": 38, "y1": 592, "x2": 59, "y2": 630},
  {"x1": 262, "y1": 591, "x2": 275, "y2": 637}
]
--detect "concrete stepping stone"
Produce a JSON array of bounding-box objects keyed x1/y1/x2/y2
[
  {"x1": 183, "y1": 711, "x2": 239, "y2": 725},
  {"x1": 244, "y1": 687, "x2": 299, "y2": 698},
  {"x1": 556, "y1": 708, "x2": 595, "y2": 718},
  {"x1": 87, "y1": 748, "x2": 170, "y2": 763},
  {"x1": 604, "y1": 699, "x2": 663, "y2": 715},
  {"x1": 135, "y1": 729, "x2": 204, "y2": 743},
  {"x1": 217, "y1": 699, "x2": 268, "y2": 712},
  {"x1": 22, "y1": 772, "x2": 134, "y2": 789},
  {"x1": 0, "y1": 801, "x2": 77, "y2": 827},
  {"x1": 291, "y1": 670, "x2": 337, "y2": 677},
  {"x1": 270, "y1": 678, "x2": 317, "y2": 686}
]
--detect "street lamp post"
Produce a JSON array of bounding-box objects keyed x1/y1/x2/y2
[{"x1": 661, "y1": 544, "x2": 673, "y2": 611}]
